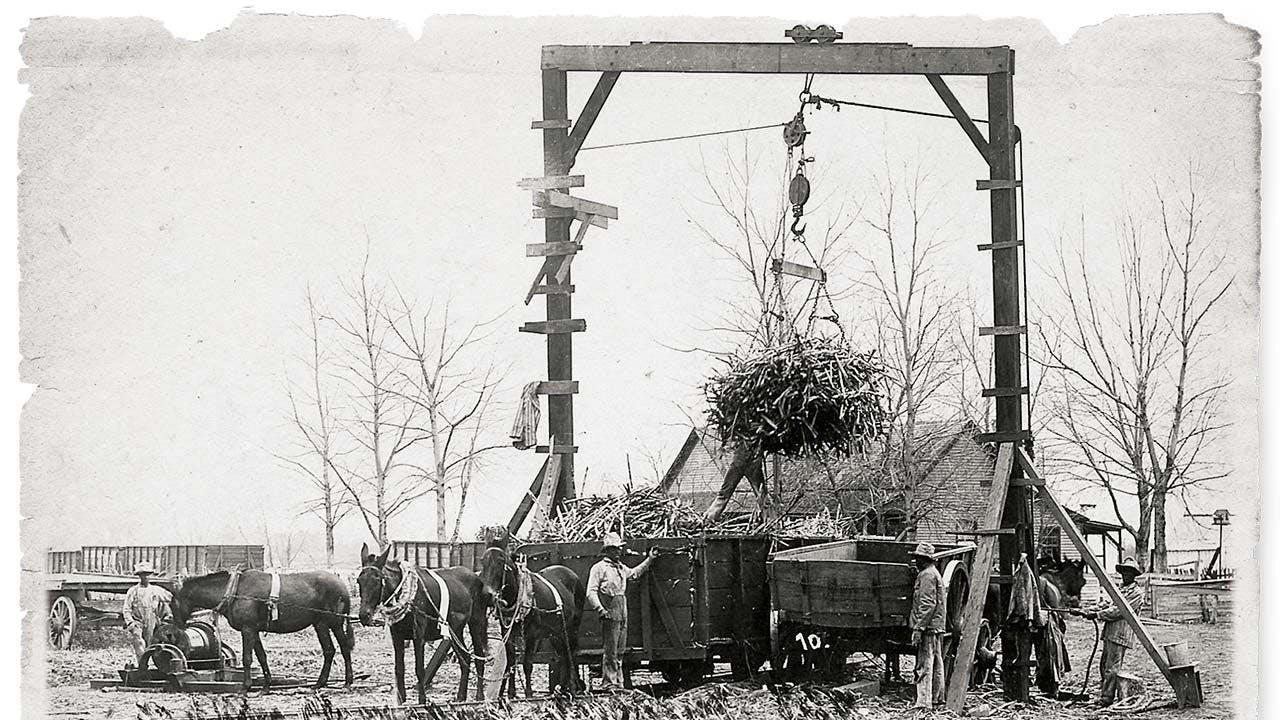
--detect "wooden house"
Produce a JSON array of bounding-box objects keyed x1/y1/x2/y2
[{"x1": 661, "y1": 422, "x2": 1121, "y2": 574}]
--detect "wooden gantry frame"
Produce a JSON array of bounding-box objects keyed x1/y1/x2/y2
[{"x1": 506, "y1": 38, "x2": 1201, "y2": 709}]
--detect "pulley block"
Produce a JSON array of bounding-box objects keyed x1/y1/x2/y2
[
  {"x1": 789, "y1": 171, "x2": 811, "y2": 208},
  {"x1": 782, "y1": 112, "x2": 808, "y2": 148}
]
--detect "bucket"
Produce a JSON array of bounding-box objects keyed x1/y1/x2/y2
[{"x1": 1163, "y1": 641, "x2": 1191, "y2": 666}]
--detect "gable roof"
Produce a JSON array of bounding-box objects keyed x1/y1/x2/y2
[{"x1": 661, "y1": 419, "x2": 987, "y2": 517}]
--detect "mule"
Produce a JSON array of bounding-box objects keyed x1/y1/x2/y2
[
  {"x1": 355, "y1": 543, "x2": 490, "y2": 704},
  {"x1": 170, "y1": 569, "x2": 354, "y2": 691},
  {"x1": 1039, "y1": 558, "x2": 1086, "y2": 607},
  {"x1": 478, "y1": 544, "x2": 585, "y2": 697}
]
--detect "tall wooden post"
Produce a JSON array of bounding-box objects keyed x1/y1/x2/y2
[
  {"x1": 540, "y1": 69, "x2": 576, "y2": 507},
  {"x1": 986, "y1": 67, "x2": 1033, "y2": 702}
]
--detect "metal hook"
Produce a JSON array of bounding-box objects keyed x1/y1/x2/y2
[{"x1": 791, "y1": 214, "x2": 806, "y2": 238}]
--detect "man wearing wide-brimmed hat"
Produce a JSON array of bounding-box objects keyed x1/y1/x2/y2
[
  {"x1": 1078, "y1": 557, "x2": 1146, "y2": 706},
  {"x1": 908, "y1": 542, "x2": 946, "y2": 710},
  {"x1": 123, "y1": 561, "x2": 173, "y2": 661},
  {"x1": 585, "y1": 532, "x2": 659, "y2": 689}
]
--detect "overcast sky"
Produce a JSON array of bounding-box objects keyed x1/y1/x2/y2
[{"x1": 17, "y1": 13, "x2": 1259, "y2": 570}]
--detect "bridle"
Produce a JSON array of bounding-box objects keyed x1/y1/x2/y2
[{"x1": 358, "y1": 561, "x2": 402, "y2": 613}]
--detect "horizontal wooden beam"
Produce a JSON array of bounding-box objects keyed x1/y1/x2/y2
[
  {"x1": 546, "y1": 190, "x2": 618, "y2": 220},
  {"x1": 526, "y1": 241, "x2": 582, "y2": 257},
  {"x1": 982, "y1": 385, "x2": 1029, "y2": 397},
  {"x1": 1009, "y1": 477, "x2": 1045, "y2": 487},
  {"x1": 535, "y1": 381, "x2": 579, "y2": 395},
  {"x1": 520, "y1": 319, "x2": 586, "y2": 335},
  {"x1": 542, "y1": 43, "x2": 1013, "y2": 76},
  {"x1": 771, "y1": 258, "x2": 827, "y2": 282},
  {"x1": 518, "y1": 175, "x2": 585, "y2": 190},
  {"x1": 976, "y1": 179, "x2": 1022, "y2": 191},
  {"x1": 976, "y1": 240, "x2": 1024, "y2": 251},
  {"x1": 978, "y1": 325, "x2": 1027, "y2": 336},
  {"x1": 531, "y1": 119, "x2": 571, "y2": 129}
]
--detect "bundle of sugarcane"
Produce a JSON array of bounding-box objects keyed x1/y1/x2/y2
[
  {"x1": 704, "y1": 336, "x2": 886, "y2": 458},
  {"x1": 532, "y1": 484, "x2": 709, "y2": 542}
]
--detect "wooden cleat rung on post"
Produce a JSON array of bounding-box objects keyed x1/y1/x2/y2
[
  {"x1": 978, "y1": 325, "x2": 1027, "y2": 336},
  {"x1": 531, "y1": 119, "x2": 572, "y2": 129},
  {"x1": 976, "y1": 179, "x2": 1022, "y2": 191},
  {"x1": 535, "y1": 381, "x2": 579, "y2": 395},
  {"x1": 518, "y1": 175, "x2": 585, "y2": 190},
  {"x1": 526, "y1": 241, "x2": 582, "y2": 257},
  {"x1": 520, "y1": 319, "x2": 586, "y2": 335}
]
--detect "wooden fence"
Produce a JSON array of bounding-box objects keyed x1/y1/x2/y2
[
  {"x1": 1144, "y1": 574, "x2": 1233, "y2": 623},
  {"x1": 46, "y1": 545, "x2": 265, "y2": 576},
  {"x1": 389, "y1": 541, "x2": 487, "y2": 571}
]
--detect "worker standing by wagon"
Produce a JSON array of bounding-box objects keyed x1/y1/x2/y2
[
  {"x1": 585, "y1": 533, "x2": 659, "y2": 690},
  {"x1": 124, "y1": 561, "x2": 172, "y2": 662},
  {"x1": 908, "y1": 542, "x2": 946, "y2": 710},
  {"x1": 1077, "y1": 557, "x2": 1146, "y2": 706}
]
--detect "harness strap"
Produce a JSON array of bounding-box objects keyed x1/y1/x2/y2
[
  {"x1": 422, "y1": 568, "x2": 451, "y2": 639},
  {"x1": 214, "y1": 570, "x2": 241, "y2": 615},
  {"x1": 267, "y1": 572, "x2": 282, "y2": 623},
  {"x1": 531, "y1": 572, "x2": 564, "y2": 615}
]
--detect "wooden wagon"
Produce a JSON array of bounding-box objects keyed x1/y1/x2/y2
[
  {"x1": 767, "y1": 538, "x2": 974, "y2": 681},
  {"x1": 519, "y1": 534, "x2": 831, "y2": 685},
  {"x1": 45, "y1": 544, "x2": 264, "y2": 649}
]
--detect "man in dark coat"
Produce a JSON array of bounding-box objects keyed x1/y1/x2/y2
[{"x1": 909, "y1": 542, "x2": 947, "y2": 709}]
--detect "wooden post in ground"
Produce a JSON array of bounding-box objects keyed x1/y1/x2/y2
[{"x1": 944, "y1": 443, "x2": 1014, "y2": 712}]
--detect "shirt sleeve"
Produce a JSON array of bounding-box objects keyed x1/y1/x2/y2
[{"x1": 585, "y1": 563, "x2": 605, "y2": 613}]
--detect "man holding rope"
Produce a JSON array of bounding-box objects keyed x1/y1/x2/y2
[{"x1": 1074, "y1": 557, "x2": 1146, "y2": 706}]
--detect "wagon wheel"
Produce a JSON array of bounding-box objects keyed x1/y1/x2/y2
[
  {"x1": 48, "y1": 595, "x2": 76, "y2": 650},
  {"x1": 940, "y1": 559, "x2": 971, "y2": 683}
]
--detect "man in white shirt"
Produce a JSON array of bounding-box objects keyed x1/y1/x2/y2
[
  {"x1": 123, "y1": 561, "x2": 172, "y2": 662},
  {"x1": 585, "y1": 533, "x2": 658, "y2": 689}
]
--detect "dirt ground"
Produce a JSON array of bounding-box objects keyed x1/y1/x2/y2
[{"x1": 40, "y1": 615, "x2": 1236, "y2": 719}]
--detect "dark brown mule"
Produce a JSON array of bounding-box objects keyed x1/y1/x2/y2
[
  {"x1": 478, "y1": 544, "x2": 585, "y2": 697},
  {"x1": 356, "y1": 544, "x2": 490, "y2": 704},
  {"x1": 171, "y1": 569, "x2": 354, "y2": 691}
]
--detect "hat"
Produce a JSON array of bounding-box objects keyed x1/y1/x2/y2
[
  {"x1": 601, "y1": 532, "x2": 626, "y2": 550},
  {"x1": 134, "y1": 561, "x2": 156, "y2": 576},
  {"x1": 909, "y1": 542, "x2": 936, "y2": 561},
  {"x1": 1115, "y1": 557, "x2": 1142, "y2": 575}
]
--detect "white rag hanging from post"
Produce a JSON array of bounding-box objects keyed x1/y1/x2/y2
[
  {"x1": 423, "y1": 568, "x2": 451, "y2": 640},
  {"x1": 510, "y1": 382, "x2": 541, "y2": 450}
]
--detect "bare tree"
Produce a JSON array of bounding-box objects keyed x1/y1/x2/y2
[
  {"x1": 384, "y1": 295, "x2": 510, "y2": 541},
  {"x1": 685, "y1": 139, "x2": 860, "y2": 348},
  {"x1": 1038, "y1": 167, "x2": 1231, "y2": 571},
  {"x1": 853, "y1": 158, "x2": 963, "y2": 535},
  {"x1": 278, "y1": 286, "x2": 353, "y2": 567},
  {"x1": 322, "y1": 255, "x2": 428, "y2": 547}
]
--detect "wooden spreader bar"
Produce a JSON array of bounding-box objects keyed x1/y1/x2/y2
[
  {"x1": 975, "y1": 430, "x2": 1032, "y2": 444},
  {"x1": 771, "y1": 258, "x2": 827, "y2": 282},
  {"x1": 535, "y1": 444, "x2": 578, "y2": 454}
]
